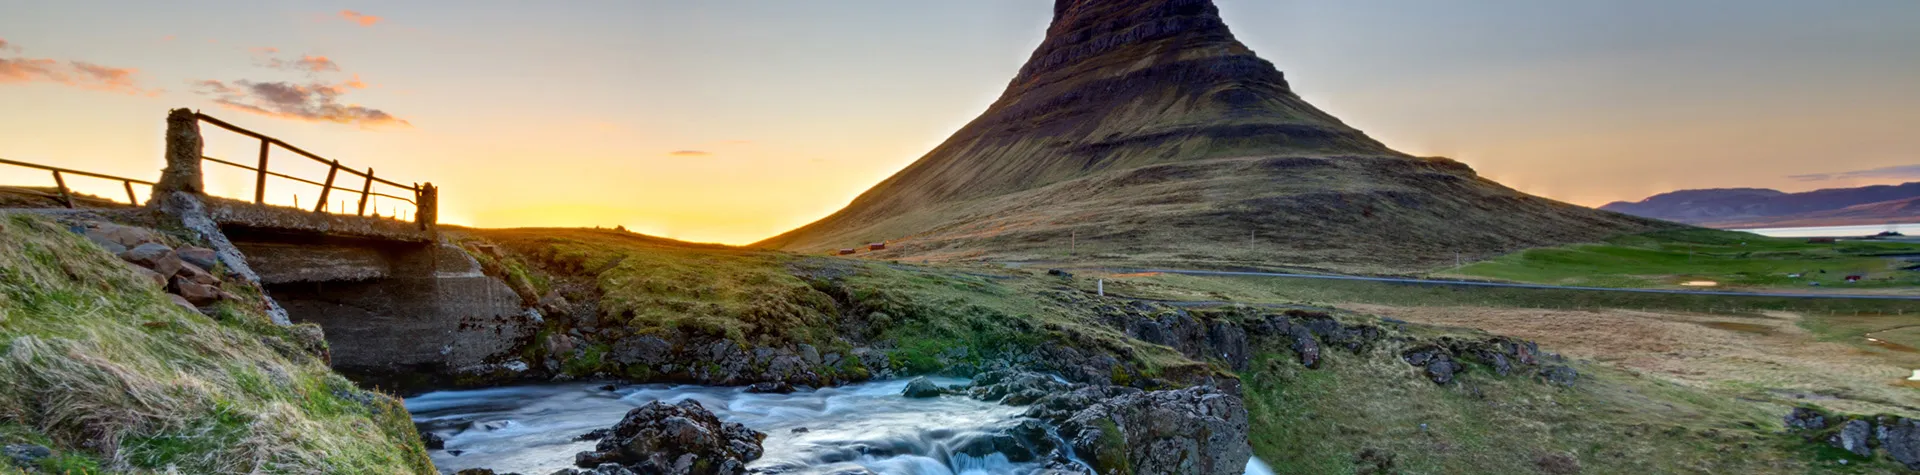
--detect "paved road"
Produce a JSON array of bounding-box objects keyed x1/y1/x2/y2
[{"x1": 1114, "y1": 268, "x2": 1920, "y2": 301}]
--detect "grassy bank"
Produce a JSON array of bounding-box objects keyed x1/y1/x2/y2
[
  {"x1": 0, "y1": 213, "x2": 431, "y2": 474},
  {"x1": 1446, "y1": 228, "x2": 1920, "y2": 291}
]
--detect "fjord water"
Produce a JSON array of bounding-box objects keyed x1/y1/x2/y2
[
  {"x1": 1739, "y1": 223, "x2": 1920, "y2": 238},
  {"x1": 408, "y1": 379, "x2": 1275, "y2": 474}
]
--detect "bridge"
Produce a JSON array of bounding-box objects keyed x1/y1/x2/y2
[{"x1": 2, "y1": 108, "x2": 533, "y2": 384}]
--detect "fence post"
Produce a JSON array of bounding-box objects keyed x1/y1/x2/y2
[
  {"x1": 51, "y1": 170, "x2": 72, "y2": 208},
  {"x1": 417, "y1": 182, "x2": 438, "y2": 230},
  {"x1": 155, "y1": 108, "x2": 204, "y2": 195},
  {"x1": 254, "y1": 139, "x2": 270, "y2": 204},
  {"x1": 356, "y1": 168, "x2": 374, "y2": 216},
  {"x1": 123, "y1": 181, "x2": 138, "y2": 206},
  {"x1": 314, "y1": 161, "x2": 339, "y2": 213}
]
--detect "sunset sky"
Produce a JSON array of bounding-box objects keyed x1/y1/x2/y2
[{"x1": 3, "y1": 1, "x2": 1917, "y2": 244}]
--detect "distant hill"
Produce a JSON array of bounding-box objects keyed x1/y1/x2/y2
[
  {"x1": 757, "y1": 0, "x2": 1666, "y2": 272},
  {"x1": 1600, "y1": 182, "x2": 1920, "y2": 228}
]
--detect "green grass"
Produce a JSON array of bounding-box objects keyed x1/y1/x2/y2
[
  {"x1": 1450, "y1": 228, "x2": 1920, "y2": 290},
  {"x1": 0, "y1": 213, "x2": 432, "y2": 474},
  {"x1": 1239, "y1": 337, "x2": 1894, "y2": 474}
]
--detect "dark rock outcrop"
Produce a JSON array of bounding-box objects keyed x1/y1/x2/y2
[
  {"x1": 1060, "y1": 386, "x2": 1251, "y2": 475},
  {"x1": 573, "y1": 400, "x2": 765, "y2": 475},
  {"x1": 1786, "y1": 406, "x2": 1920, "y2": 470}
]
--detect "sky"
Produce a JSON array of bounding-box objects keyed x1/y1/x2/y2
[{"x1": 2, "y1": 1, "x2": 1917, "y2": 244}]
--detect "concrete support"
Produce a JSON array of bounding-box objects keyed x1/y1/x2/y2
[
  {"x1": 155, "y1": 108, "x2": 204, "y2": 195},
  {"x1": 417, "y1": 183, "x2": 438, "y2": 231}
]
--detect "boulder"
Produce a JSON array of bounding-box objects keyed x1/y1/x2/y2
[
  {"x1": 1878, "y1": 416, "x2": 1920, "y2": 470},
  {"x1": 1424, "y1": 358, "x2": 1460, "y2": 385},
  {"x1": 551, "y1": 464, "x2": 638, "y2": 475},
  {"x1": 1061, "y1": 386, "x2": 1251, "y2": 475},
  {"x1": 121, "y1": 242, "x2": 183, "y2": 277},
  {"x1": 745, "y1": 381, "x2": 795, "y2": 394},
  {"x1": 608, "y1": 336, "x2": 673, "y2": 366},
  {"x1": 1832, "y1": 419, "x2": 1872, "y2": 457},
  {"x1": 176, "y1": 246, "x2": 219, "y2": 271},
  {"x1": 173, "y1": 276, "x2": 223, "y2": 306},
  {"x1": 83, "y1": 222, "x2": 161, "y2": 251},
  {"x1": 573, "y1": 399, "x2": 765, "y2": 475},
  {"x1": 1785, "y1": 407, "x2": 1828, "y2": 431},
  {"x1": 453, "y1": 469, "x2": 496, "y2": 475},
  {"x1": 1536, "y1": 365, "x2": 1577, "y2": 387},
  {"x1": 125, "y1": 263, "x2": 168, "y2": 288},
  {"x1": 903, "y1": 377, "x2": 946, "y2": 398},
  {"x1": 168, "y1": 294, "x2": 199, "y2": 312},
  {"x1": 1287, "y1": 326, "x2": 1320, "y2": 368},
  {"x1": 177, "y1": 261, "x2": 220, "y2": 286},
  {"x1": 420, "y1": 430, "x2": 446, "y2": 450}
]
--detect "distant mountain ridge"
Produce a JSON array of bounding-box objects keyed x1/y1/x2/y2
[{"x1": 1600, "y1": 182, "x2": 1920, "y2": 227}]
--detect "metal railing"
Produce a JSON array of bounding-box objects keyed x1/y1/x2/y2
[
  {"x1": 0, "y1": 157, "x2": 153, "y2": 208},
  {"x1": 193, "y1": 112, "x2": 423, "y2": 218}
]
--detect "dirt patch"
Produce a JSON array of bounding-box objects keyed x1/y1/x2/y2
[{"x1": 1695, "y1": 321, "x2": 1775, "y2": 335}]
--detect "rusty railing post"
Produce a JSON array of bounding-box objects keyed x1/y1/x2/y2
[
  {"x1": 254, "y1": 138, "x2": 270, "y2": 204},
  {"x1": 51, "y1": 170, "x2": 73, "y2": 208},
  {"x1": 416, "y1": 182, "x2": 438, "y2": 230},
  {"x1": 315, "y1": 160, "x2": 339, "y2": 213},
  {"x1": 356, "y1": 168, "x2": 374, "y2": 216},
  {"x1": 155, "y1": 108, "x2": 204, "y2": 196},
  {"x1": 123, "y1": 180, "x2": 138, "y2": 206}
]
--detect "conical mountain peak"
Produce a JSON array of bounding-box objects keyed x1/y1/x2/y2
[{"x1": 758, "y1": 0, "x2": 1662, "y2": 271}]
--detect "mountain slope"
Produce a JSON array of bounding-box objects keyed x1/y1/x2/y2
[
  {"x1": 758, "y1": 0, "x2": 1665, "y2": 271},
  {"x1": 1602, "y1": 182, "x2": 1920, "y2": 226},
  {"x1": 1705, "y1": 196, "x2": 1920, "y2": 229}
]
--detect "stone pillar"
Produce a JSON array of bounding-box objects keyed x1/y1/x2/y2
[
  {"x1": 417, "y1": 183, "x2": 438, "y2": 230},
  {"x1": 154, "y1": 108, "x2": 204, "y2": 195}
]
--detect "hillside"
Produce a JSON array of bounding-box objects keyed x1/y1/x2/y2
[
  {"x1": 1602, "y1": 182, "x2": 1920, "y2": 227},
  {"x1": 757, "y1": 0, "x2": 1665, "y2": 272},
  {"x1": 0, "y1": 213, "x2": 431, "y2": 473}
]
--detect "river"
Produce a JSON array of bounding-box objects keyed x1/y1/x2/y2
[{"x1": 407, "y1": 379, "x2": 1277, "y2": 475}]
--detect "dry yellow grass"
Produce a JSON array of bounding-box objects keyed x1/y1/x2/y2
[{"x1": 1342, "y1": 303, "x2": 1920, "y2": 416}]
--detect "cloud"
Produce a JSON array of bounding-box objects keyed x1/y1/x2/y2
[
  {"x1": 1789, "y1": 164, "x2": 1920, "y2": 182},
  {"x1": 339, "y1": 10, "x2": 382, "y2": 27},
  {"x1": 194, "y1": 78, "x2": 408, "y2": 127},
  {"x1": 0, "y1": 42, "x2": 156, "y2": 95},
  {"x1": 252, "y1": 49, "x2": 340, "y2": 73},
  {"x1": 669, "y1": 150, "x2": 713, "y2": 157}
]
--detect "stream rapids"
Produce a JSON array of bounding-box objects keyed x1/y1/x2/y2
[{"x1": 408, "y1": 378, "x2": 1276, "y2": 475}]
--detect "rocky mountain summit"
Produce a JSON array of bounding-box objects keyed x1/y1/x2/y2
[{"x1": 759, "y1": 0, "x2": 1662, "y2": 271}]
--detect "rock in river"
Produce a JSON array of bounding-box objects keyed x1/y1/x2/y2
[{"x1": 573, "y1": 399, "x2": 766, "y2": 475}]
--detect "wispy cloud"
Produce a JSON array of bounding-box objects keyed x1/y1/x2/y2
[
  {"x1": 339, "y1": 10, "x2": 383, "y2": 27},
  {"x1": 669, "y1": 150, "x2": 712, "y2": 157},
  {"x1": 1789, "y1": 164, "x2": 1920, "y2": 182},
  {"x1": 0, "y1": 40, "x2": 157, "y2": 95},
  {"x1": 194, "y1": 78, "x2": 407, "y2": 127}
]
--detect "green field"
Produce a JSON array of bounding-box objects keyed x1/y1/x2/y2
[{"x1": 1446, "y1": 228, "x2": 1920, "y2": 291}]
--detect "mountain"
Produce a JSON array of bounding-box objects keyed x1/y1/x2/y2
[
  {"x1": 1601, "y1": 182, "x2": 1920, "y2": 227},
  {"x1": 758, "y1": 0, "x2": 1666, "y2": 271}
]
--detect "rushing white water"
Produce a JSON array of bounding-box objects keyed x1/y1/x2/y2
[{"x1": 407, "y1": 379, "x2": 1274, "y2": 474}]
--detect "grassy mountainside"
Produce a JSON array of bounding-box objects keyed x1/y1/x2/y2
[
  {"x1": 757, "y1": 0, "x2": 1668, "y2": 272},
  {"x1": 1447, "y1": 228, "x2": 1920, "y2": 291},
  {"x1": 0, "y1": 213, "x2": 431, "y2": 474}
]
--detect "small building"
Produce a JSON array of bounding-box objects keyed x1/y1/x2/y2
[
  {"x1": 869, "y1": 242, "x2": 886, "y2": 251},
  {"x1": 1808, "y1": 237, "x2": 1837, "y2": 244},
  {"x1": 837, "y1": 249, "x2": 857, "y2": 256}
]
